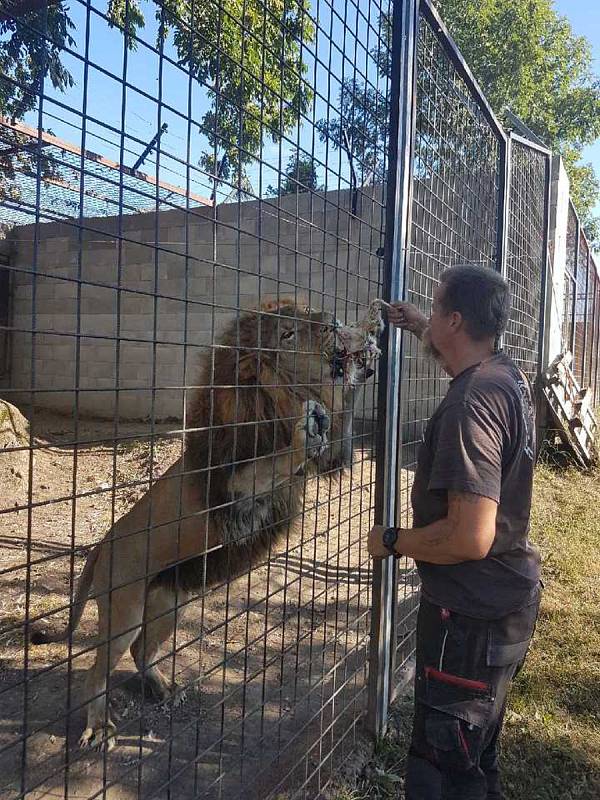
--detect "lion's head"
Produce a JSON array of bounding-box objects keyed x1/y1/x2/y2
[{"x1": 216, "y1": 297, "x2": 384, "y2": 391}]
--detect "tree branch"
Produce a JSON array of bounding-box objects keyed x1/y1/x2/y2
[{"x1": 0, "y1": 0, "x2": 62, "y2": 22}]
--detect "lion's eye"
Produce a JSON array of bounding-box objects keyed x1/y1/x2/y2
[{"x1": 281, "y1": 329, "x2": 295, "y2": 340}]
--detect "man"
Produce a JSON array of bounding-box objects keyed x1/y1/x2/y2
[{"x1": 369, "y1": 264, "x2": 541, "y2": 800}]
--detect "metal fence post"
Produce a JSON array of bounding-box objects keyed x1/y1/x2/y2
[
  {"x1": 498, "y1": 133, "x2": 511, "y2": 280},
  {"x1": 367, "y1": 0, "x2": 418, "y2": 739},
  {"x1": 539, "y1": 154, "x2": 553, "y2": 375},
  {"x1": 496, "y1": 133, "x2": 511, "y2": 357}
]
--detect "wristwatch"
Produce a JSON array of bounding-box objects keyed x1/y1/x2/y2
[{"x1": 382, "y1": 527, "x2": 402, "y2": 558}]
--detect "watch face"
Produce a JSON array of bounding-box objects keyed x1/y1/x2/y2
[{"x1": 383, "y1": 527, "x2": 397, "y2": 549}]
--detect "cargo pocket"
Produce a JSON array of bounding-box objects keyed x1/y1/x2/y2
[
  {"x1": 422, "y1": 667, "x2": 495, "y2": 772},
  {"x1": 486, "y1": 596, "x2": 540, "y2": 668},
  {"x1": 425, "y1": 711, "x2": 475, "y2": 771}
]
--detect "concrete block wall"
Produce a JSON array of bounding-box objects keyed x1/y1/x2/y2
[{"x1": 6, "y1": 188, "x2": 384, "y2": 419}]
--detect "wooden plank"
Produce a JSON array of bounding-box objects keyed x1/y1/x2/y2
[{"x1": 542, "y1": 352, "x2": 597, "y2": 467}]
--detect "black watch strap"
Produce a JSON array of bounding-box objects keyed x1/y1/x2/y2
[{"x1": 382, "y1": 527, "x2": 402, "y2": 558}]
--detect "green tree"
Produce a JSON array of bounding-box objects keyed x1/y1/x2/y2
[
  {"x1": 0, "y1": 0, "x2": 314, "y2": 198},
  {"x1": 320, "y1": 1, "x2": 600, "y2": 244},
  {"x1": 0, "y1": 1, "x2": 74, "y2": 120},
  {"x1": 0, "y1": 1, "x2": 75, "y2": 203},
  {"x1": 433, "y1": 0, "x2": 600, "y2": 244},
  {"x1": 316, "y1": 77, "x2": 389, "y2": 186},
  {"x1": 266, "y1": 153, "x2": 322, "y2": 196}
]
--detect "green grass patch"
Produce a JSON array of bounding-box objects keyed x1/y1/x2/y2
[{"x1": 335, "y1": 464, "x2": 600, "y2": 799}]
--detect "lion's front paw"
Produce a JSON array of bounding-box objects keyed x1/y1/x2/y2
[{"x1": 299, "y1": 400, "x2": 330, "y2": 458}]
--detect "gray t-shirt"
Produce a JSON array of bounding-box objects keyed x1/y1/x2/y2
[{"x1": 411, "y1": 352, "x2": 541, "y2": 619}]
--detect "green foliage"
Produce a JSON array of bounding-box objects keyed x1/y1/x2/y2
[
  {"x1": 106, "y1": 0, "x2": 145, "y2": 43},
  {"x1": 554, "y1": 151, "x2": 600, "y2": 246},
  {"x1": 320, "y1": 1, "x2": 600, "y2": 244},
  {"x1": 0, "y1": 0, "x2": 314, "y2": 194},
  {"x1": 433, "y1": 0, "x2": 600, "y2": 243},
  {"x1": 107, "y1": 0, "x2": 314, "y2": 183},
  {"x1": 266, "y1": 153, "x2": 322, "y2": 196},
  {"x1": 0, "y1": 2, "x2": 75, "y2": 120},
  {"x1": 0, "y1": 3, "x2": 75, "y2": 200},
  {"x1": 316, "y1": 77, "x2": 389, "y2": 185}
]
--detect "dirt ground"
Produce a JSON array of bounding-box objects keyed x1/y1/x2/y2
[{"x1": 0, "y1": 410, "x2": 416, "y2": 800}]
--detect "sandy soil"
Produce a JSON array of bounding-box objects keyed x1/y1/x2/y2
[{"x1": 0, "y1": 410, "x2": 417, "y2": 800}]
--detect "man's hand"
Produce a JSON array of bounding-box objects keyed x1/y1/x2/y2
[
  {"x1": 368, "y1": 525, "x2": 394, "y2": 559},
  {"x1": 384, "y1": 302, "x2": 428, "y2": 339}
]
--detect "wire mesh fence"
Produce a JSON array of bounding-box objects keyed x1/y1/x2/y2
[
  {"x1": 574, "y1": 230, "x2": 589, "y2": 385},
  {"x1": 586, "y1": 267, "x2": 597, "y2": 391},
  {"x1": 0, "y1": 116, "x2": 212, "y2": 225},
  {"x1": 564, "y1": 199, "x2": 600, "y2": 406},
  {"x1": 562, "y1": 202, "x2": 578, "y2": 356},
  {"x1": 385, "y1": 1, "x2": 554, "y2": 701},
  {"x1": 593, "y1": 277, "x2": 600, "y2": 404},
  {"x1": 392, "y1": 0, "x2": 505, "y2": 690},
  {"x1": 0, "y1": 0, "x2": 587, "y2": 797},
  {"x1": 585, "y1": 247, "x2": 596, "y2": 391},
  {"x1": 503, "y1": 136, "x2": 550, "y2": 382},
  {"x1": 1, "y1": 0, "x2": 390, "y2": 798}
]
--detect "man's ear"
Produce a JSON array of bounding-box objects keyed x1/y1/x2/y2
[{"x1": 449, "y1": 311, "x2": 463, "y2": 331}]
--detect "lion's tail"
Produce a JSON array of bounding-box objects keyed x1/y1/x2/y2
[{"x1": 30, "y1": 545, "x2": 99, "y2": 645}]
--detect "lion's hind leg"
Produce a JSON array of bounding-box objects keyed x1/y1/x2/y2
[
  {"x1": 79, "y1": 582, "x2": 146, "y2": 751},
  {"x1": 130, "y1": 583, "x2": 188, "y2": 704}
]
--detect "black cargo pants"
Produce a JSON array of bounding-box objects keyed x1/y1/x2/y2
[{"x1": 405, "y1": 593, "x2": 540, "y2": 800}]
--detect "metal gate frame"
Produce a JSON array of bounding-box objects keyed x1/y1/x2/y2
[{"x1": 503, "y1": 132, "x2": 552, "y2": 380}]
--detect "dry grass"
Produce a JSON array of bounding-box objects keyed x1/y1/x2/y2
[{"x1": 333, "y1": 462, "x2": 600, "y2": 799}]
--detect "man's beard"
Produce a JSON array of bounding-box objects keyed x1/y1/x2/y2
[{"x1": 422, "y1": 327, "x2": 442, "y2": 364}]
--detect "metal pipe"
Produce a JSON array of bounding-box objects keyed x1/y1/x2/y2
[
  {"x1": 131, "y1": 122, "x2": 169, "y2": 173},
  {"x1": 539, "y1": 152, "x2": 553, "y2": 374}
]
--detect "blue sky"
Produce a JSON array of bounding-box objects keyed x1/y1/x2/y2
[
  {"x1": 554, "y1": 0, "x2": 600, "y2": 218},
  {"x1": 24, "y1": 0, "x2": 376, "y2": 203},
  {"x1": 15, "y1": 0, "x2": 600, "y2": 212}
]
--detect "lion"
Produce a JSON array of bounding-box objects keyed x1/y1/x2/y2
[{"x1": 30, "y1": 297, "x2": 384, "y2": 750}]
